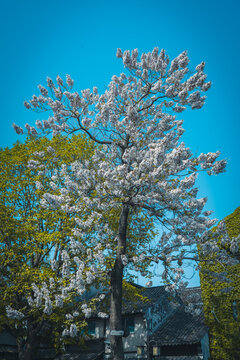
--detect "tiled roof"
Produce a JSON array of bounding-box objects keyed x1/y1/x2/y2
[
  {"x1": 122, "y1": 285, "x2": 167, "y2": 314},
  {"x1": 122, "y1": 285, "x2": 203, "y2": 314},
  {"x1": 150, "y1": 308, "x2": 207, "y2": 346},
  {"x1": 142, "y1": 285, "x2": 168, "y2": 300},
  {"x1": 0, "y1": 345, "x2": 17, "y2": 353},
  {"x1": 182, "y1": 286, "x2": 201, "y2": 296},
  {"x1": 96, "y1": 283, "x2": 204, "y2": 321},
  {"x1": 180, "y1": 287, "x2": 202, "y2": 304},
  {"x1": 157, "y1": 357, "x2": 202, "y2": 360},
  {"x1": 55, "y1": 352, "x2": 104, "y2": 360}
]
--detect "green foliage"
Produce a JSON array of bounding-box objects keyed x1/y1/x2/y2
[
  {"x1": 200, "y1": 207, "x2": 240, "y2": 360},
  {"x1": 0, "y1": 134, "x2": 156, "y2": 355},
  {"x1": 122, "y1": 281, "x2": 149, "y2": 307},
  {"x1": 0, "y1": 134, "x2": 95, "y2": 350}
]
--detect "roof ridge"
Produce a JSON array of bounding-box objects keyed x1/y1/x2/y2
[
  {"x1": 185, "y1": 286, "x2": 201, "y2": 289},
  {"x1": 143, "y1": 284, "x2": 165, "y2": 289}
]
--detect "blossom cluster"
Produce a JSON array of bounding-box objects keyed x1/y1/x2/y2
[
  {"x1": 6, "y1": 306, "x2": 24, "y2": 320},
  {"x1": 11, "y1": 47, "x2": 236, "y2": 332}
]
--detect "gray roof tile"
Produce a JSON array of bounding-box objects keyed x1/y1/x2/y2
[
  {"x1": 157, "y1": 357, "x2": 202, "y2": 360},
  {"x1": 150, "y1": 308, "x2": 207, "y2": 345},
  {"x1": 55, "y1": 352, "x2": 104, "y2": 360},
  {"x1": 122, "y1": 285, "x2": 167, "y2": 314}
]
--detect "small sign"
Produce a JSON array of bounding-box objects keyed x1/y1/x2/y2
[
  {"x1": 152, "y1": 346, "x2": 160, "y2": 356},
  {"x1": 110, "y1": 330, "x2": 124, "y2": 336}
]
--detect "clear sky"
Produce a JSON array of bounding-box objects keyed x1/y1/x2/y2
[{"x1": 0, "y1": 0, "x2": 239, "y2": 285}]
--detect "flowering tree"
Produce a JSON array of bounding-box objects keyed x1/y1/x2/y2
[
  {"x1": 0, "y1": 135, "x2": 98, "y2": 360},
  {"x1": 14, "y1": 47, "x2": 228, "y2": 360}
]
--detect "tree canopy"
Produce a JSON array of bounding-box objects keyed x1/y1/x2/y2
[
  {"x1": 12, "y1": 47, "x2": 230, "y2": 360},
  {"x1": 0, "y1": 135, "x2": 97, "y2": 359},
  {"x1": 200, "y1": 206, "x2": 240, "y2": 360}
]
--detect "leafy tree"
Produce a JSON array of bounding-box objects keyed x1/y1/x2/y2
[
  {"x1": 0, "y1": 134, "x2": 153, "y2": 360},
  {"x1": 13, "y1": 47, "x2": 228, "y2": 360},
  {"x1": 0, "y1": 135, "x2": 97, "y2": 360},
  {"x1": 200, "y1": 207, "x2": 240, "y2": 360}
]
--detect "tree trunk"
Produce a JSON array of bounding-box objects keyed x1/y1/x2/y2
[
  {"x1": 23, "y1": 341, "x2": 34, "y2": 360},
  {"x1": 110, "y1": 204, "x2": 129, "y2": 360},
  {"x1": 17, "y1": 330, "x2": 36, "y2": 360},
  {"x1": 17, "y1": 338, "x2": 25, "y2": 360}
]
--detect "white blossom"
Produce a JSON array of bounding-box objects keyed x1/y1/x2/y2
[
  {"x1": 98, "y1": 312, "x2": 108, "y2": 318},
  {"x1": 49, "y1": 277, "x2": 55, "y2": 288},
  {"x1": 62, "y1": 328, "x2": 69, "y2": 337},
  {"x1": 66, "y1": 74, "x2": 74, "y2": 87},
  {"x1": 99, "y1": 294, "x2": 106, "y2": 300},
  {"x1": 24, "y1": 101, "x2": 31, "y2": 109},
  {"x1": 55, "y1": 295, "x2": 64, "y2": 308},
  {"x1": 121, "y1": 255, "x2": 128, "y2": 266},
  {"x1": 17, "y1": 48, "x2": 229, "y2": 336},
  {"x1": 12, "y1": 123, "x2": 23, "y2": 134},
  {"x1": 66, "y1": 313, "x2": 73, "y2": 320},
  {"x1": 6, "y1": 306, "x2": 24, "y2": 320},
  {"x1": 69, "y1": 324, "x2": 78, "y2": 337}
]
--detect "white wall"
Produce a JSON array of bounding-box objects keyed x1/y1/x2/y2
[{"x1": 123, "y1": 314, "x2": 147, "y2": 352}]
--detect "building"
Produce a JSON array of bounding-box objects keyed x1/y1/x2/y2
[
  {"x1": 0, "y1": 285, "x2": 210, "y2": 360},
  {"x1": 58, "y1": 285, "x2": 210, "y2": 360}
]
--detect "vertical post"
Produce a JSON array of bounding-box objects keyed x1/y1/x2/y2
[
  {"x1": 147, "y1": 334, "x2": 150, "y2": 360},
  {"x1": 109, "y1": 204, "x2": 129, "y2": 360}
]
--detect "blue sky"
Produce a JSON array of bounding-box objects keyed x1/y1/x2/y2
[{"x1": 0, "y1": 0, "x2": 239, "y2": 285}]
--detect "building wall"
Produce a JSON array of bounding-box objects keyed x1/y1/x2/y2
[
  {"x1": 200, "y1": 333, "x2": 210, "y2": 360},
  {"x1": 0, "y1": 330, "x2": 16, "y2": 346},
  {"x1": 123, "y1": 314, "x2": 147, "y2": 355},
  {"x1": 86, "y1": 291, "x2": 209, "y2": 360},
  {"x1": 94, "y1": 318, "x2": 105, "y2": 338},
  {"x1": 103, "y1": 295, "x2": 176, "y2": 358},
  {"x1": 145, "y1": 295, "x2": 175, "y2": 335},
  {"x1": 103, "y1": 314, "x2": 147, "y2": 359}
]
